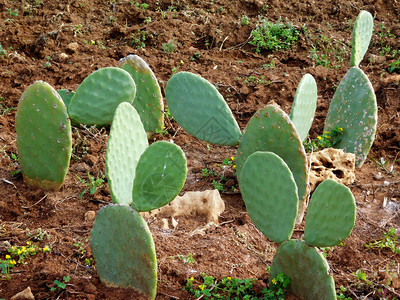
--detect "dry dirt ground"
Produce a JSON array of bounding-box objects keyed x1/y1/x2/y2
[{"x1": 0, "y1": 0, "x2": 400, "y2": 299}]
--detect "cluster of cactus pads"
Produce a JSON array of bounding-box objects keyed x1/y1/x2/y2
[
  {"x1": 15, "y1": 55, "x2": 164, "y2": 190},
  {"x1": 90, "y1": 102, "x2": 187, "y2": 299}
]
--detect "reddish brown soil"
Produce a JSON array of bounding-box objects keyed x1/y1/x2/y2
[{"x1": 0, "y1": 0, "x2": 399, "y2": 299}]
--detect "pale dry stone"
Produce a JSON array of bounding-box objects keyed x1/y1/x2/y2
[
  {"x1": 11, "y1": 286, "x2": 35, "y2": 300},
  {"x1": 142, "y1": 189, "x2": 225, "y2": 228},
  {"x1": 308, "y1": 148, "x2": 356, "y2": 191}
]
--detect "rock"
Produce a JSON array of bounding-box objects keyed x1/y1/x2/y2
[
  {"x1": 84, "y1": 211, "x2": 96, "y2": 222},
  {"x1": 142, "y1": 189, "x2": 225, "y2": 224},
  {"x1": 83, "y1": 282, "x2": 97, "y2": 294},
  {"x1": 8, "y1": 52, "x2": 26, "y2": 63},
  {"x1": 10, "y1": 286, "x2": 35, "y2": 300},
  {"x1": 66, "y1": 42, "x2": 79, "y2": 53},
  {"x1": 308, "y1": 148, "x2": 355, "y2": 191}
]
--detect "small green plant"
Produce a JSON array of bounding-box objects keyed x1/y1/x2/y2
[
  {"x1": 336, "y1": 286, "x2": 352, "y2": 300},
  {"x1": 212, "y1": 180, "x2": 224, "y2": 192},
  {"x1": 0, "y1": 97, "x2": 16, "y2": 116},
  {"x1": 244, "y1": 75, "x2": 271, "y2": 86},
  {"x1": 77, "y1": 172, "x2": 105, "y2": 199},
  {"x1": 249, "y1": 17, "x2": 300, "y2": 53},
  {"x1": 26, "y1": 228, "x2": 50, "y2": 241},
  {"x1": 0, "y1": 44, "x2": 6, "y2": 58},
  {"x1": 303, "y1": 126, "x2": 344, "y2": 152},
  {"x1": 155, "y1": 126, "x2": 169, "y2": 136},
  {"x1": 1, "y1": 241, "x2": 51, "y2": 280},
  {"x1": 185, "y1": 273, "x2": 290, "y2": 299},
  {"x1": 162, "y1": 39, "x2": 176, "y2": 54},
  {"x1": 365, "y1": 228, "x2": 400, "y2": 254},
  {"x1": 388, "y1": 56, "x2": 400, "y2": 73},
  {"x1": 50, "y1": 276, "x2": 70, "y2": 292},
  {"x1": 130, "y1": 29, "x2": 152, "y2": 48},
  {"x1": 190, "y1": 52, "x2": 202, "y2": 61},
  {"x1": 240, "y1": 15, "x2": 250, "y2": 26},
  {"x1": 178, "y1": 253, "x2": 195, "y2": 265},
  {"x1": 369, "y1": 156, "x2": 399, "y2": 175},
  {"x1": 9, "y1": 152, "x2": 21, "y2": 176}
]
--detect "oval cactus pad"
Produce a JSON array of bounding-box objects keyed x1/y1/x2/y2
[
  {"x1": 350, "y1": 10, "x2": 374, "y2": 67},
  {"x1": 239, "y1": 151, "x2": 298, "y2": 243},
  {"x1": 237, "y1": 104, "x2": 309, "y2": 203},
  {"x1": 119, "y1": 55, "x2": 164, "y2": 138},
  {"x1": 165, "y1": 71, "x2": 241, "y2": 146},
  {"x1": 68, "y1": 67, "x2": 136, "y2": 126},
  {"x1": 132, "y1": 141, "x2": 187, "y2": 212},
  {"x1": 324, "y1": 67, "x2": 377, "y2": 167},
  {"x1": 289, "y1": 73, "x2": 318, "y2": 142},
  {"x1": 106, "y1": 102, "x2": 149, "y2": 205},
  {"x1": 15, "y1": 81, "x2": 72, "y2": 191},
  {"x1": 305, "y1": 179, "x2": 356, "y2": 247},
  {"x1": 90, "y1": 204, "x2": 157, "y2": 299},
  {"x1": 270, "y1": 240, "x2": 336, "y2": 300}
]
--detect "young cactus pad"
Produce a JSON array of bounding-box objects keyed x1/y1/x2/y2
[
  {"x1": 118, "y1": 55, "x2": 164, "y2": 138},
  {"x1": 165, "y1": 71, "x2": 241, "y2": 146},
  {"x1": 15, "y1": 81, "x2": 72, "y2": 191},
  {"x1": 289, "y1": 74, "x2": 318, "y2": 142},
  {"x1": 236, "y1": 104, "x2": 309, "y2": 222},
  {"x1": 324, "y1": 67, "x2": 377, "y2": 167},
  {"x1": 106, "y1": 102, "x2": 149, "y2": 205},
  {"x1": 350, "y1": 10, "x2": 374, "y2": 67},
  {"x1": 68, "y1": 67, "x2": 136, "y2": 126},
  {"x1": 304, "y1": 179, "x2": 356, "y2": 247},
  {"x1": 270, "y1": 240, "x2": 336, "y2": 300},
  {"x1": 132, "y1": 141, "x2": 187, "y2": 212},
  {"x1": 90, "y1": 204, "x2": 157, "y2": 299},
  {"x1": 239, "y1": 151, "x2": 298, "y2": 243},
  {"x1": 57, "y1": 89, "x2": 75, "y2": 108}
]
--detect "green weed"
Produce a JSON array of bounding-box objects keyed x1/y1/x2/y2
[
  {"x1": 77, "y1": 172, "x2": 105, "y2": 199},
  {"x1": 162, "y1": 39, "x2": 176, "y2": 54},
  {"x1": 50, "y1": 276, "x2": 70, "y2": 292},
  {"x1": 303, "y1": 126, "x2": 344, "y2": 152},
  {"x1": 365, "y1": 228, "x2": 400, "y2": 254},
  {"x1": 250, "y1": 17, "x2": 300, "y2": 53},
  {"x1": 130, "y1": 29, "x2": 152, "y2": 48},
  {"x1": 185, "y1": 272, "x2": 290, "y2": 299}
]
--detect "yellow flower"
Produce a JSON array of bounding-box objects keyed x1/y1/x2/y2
[
  {"x1": 272, "y1": 278, "x2": 277, "y2": 285},
  {"x1": 230, "y1": 156, "x2": 235, "y2": 161},
  {"x1": 199, "y1": 284, "x2": 205, "y2": 290},
  {"x1": 227, "y1": 277, "x2": 232, "y2": 281},
  {"x1": 10, "y1": 260, "x2": 16, "y2": 265},
  {"x1": 317, "y1": 136, "x2": 322, "y2": 140},
  {"x1": 42, "y1": 246, "x2": 51, "y2": 253},
  {"x1": 5, "y1": 255, "x2": 11, "y2": 259},
  {"x1": 233, "y1": 165, "x2": 236, "y2": 169},
  {"x1": 189, "y1": 277, "x2": 194, "y2": 281},
  {"x1": 17, "y1": 249, "x2": 22, "y2": 255},
  {"x1": 338, "y1": 127, "x2": 343, "y2": 131}
]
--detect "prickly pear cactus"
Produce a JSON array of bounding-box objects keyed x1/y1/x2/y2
[
  {"x1": 304, "y1": 179, "x2": 356, "y2": 247},
  {"x1": 106, "y1": 102, "x2": 149, "y2": 205},
  {"x1": 269, "y1": 240, "x2": 336, "y2": 300},
  {"x1": 132, "y1": 141, "x2": 187, "y2": 212},
  {"x1": 324, "y1": 67, "x2": 377, "y2": 167},
  {"x1": 289, "y1": 74, "x2": 318, "y2": 142},
  {"x1": 57, "y1": 89, "x2": 75, "y2": 108},
  {"x1": 236, "y1": 104, "x2": 309, "y2": 222},
  {"x1": 118, "y1": 55, "x2": 164, "y2": 138},
  {"x1": 90, "y1": 204, "x2": 157, "y2": 299},
  {"x1": 350, "y1": 10, "x2": 374, "y2": 67},
  {"x1": 15, "y1": 81, "x2": 72, "y2": 191},
  {"x1": 239, "y1": 151, "x2": 298, "y2": 243},
  {"x1": 165, "y1": 71, "x2": 241, "y2": 146},
  {"x1": 68, "y1": 67, "x2": 136, "y2": 126}
]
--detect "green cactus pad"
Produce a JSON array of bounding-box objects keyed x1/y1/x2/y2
[
  {"x1": 350, "y1": 10, "x2": 374, "y2": 67},
  {"x1": 57, "y1": 89, "x2": 75, "y2": 108},
  {"x1": 239, "y1": 151, "x2": 298, "y2": 243},
  {"x1": 15, "y1": 81, "x2": 72, "y2": 191},
  {"x1": 165, "y1": 71, "x2": 241, "y2": 146},
  {"x1": 118, "y1": 55, "x2": 164, "y2": 138},
  {"x1": 106, "y1": 102, "x2": 149, "y2": 205},
  {"x1": 289, "y1": 74, "x2": 318, "y2": 142},
  {"x1": 68, "y1": 67, "x2": 136, "y2": 126},
  {"x1": 90, "y1": 204, "x2": 157, "y2": 299},
  {"x1": 324, "y1": 67, "x2": 377, "y2": 167},
  {"x1": 132, "y1": 141, "x2": 187, "y2": 212},
  {"x1": 270, "y1": 240, "x2": 336, "y2": 300},
  {"x1": 236, "y1": 104, "x2": 309, "y2": 222},
  {"x1": 304, "y1": 179, "x2": 356, "y2": 247}
]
